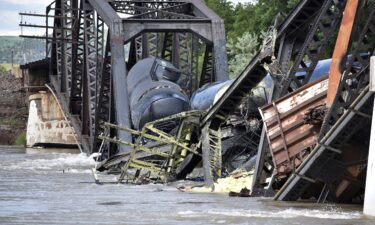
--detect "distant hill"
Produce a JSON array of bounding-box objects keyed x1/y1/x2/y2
[{"x1": 0, "y1": 36, "x2": 45, "y2": 65}]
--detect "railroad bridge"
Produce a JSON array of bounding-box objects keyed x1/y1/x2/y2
[
  {"x1": 19, "y1": 0, "x2": 375, "y2": 209},
  {"x1": 21, "y1": 0, "x2": 228, "y2": 156}
]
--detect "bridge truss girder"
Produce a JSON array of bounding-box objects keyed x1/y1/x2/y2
[{"x1": 46, "y1": 0, "x2": 228, "y2": 156}]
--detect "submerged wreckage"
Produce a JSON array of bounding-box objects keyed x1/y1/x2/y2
[{"x1": 19, "y1": 0, "x2": 375, "y2": 210}]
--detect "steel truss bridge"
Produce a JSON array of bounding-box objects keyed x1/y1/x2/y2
[
  {"x1": 21, "y1": 0, "x2": 228, "y2": 157},
  {"x1": 21, "y1": 0, "x2": 375, "y2": 202}
]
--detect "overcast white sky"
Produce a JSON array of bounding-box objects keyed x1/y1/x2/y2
[{"x1": 0, "y1": 0, "x2": 254, "y2": 36}]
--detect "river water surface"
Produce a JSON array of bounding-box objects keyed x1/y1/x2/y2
[{"x1": 1, "y1": 146, "x2": 374, "y2": 225}]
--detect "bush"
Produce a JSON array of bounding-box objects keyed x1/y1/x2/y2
[
  {"x1": 14, "y1": 132, "x2": 26, "y2": 146},
  {"x1": 0, "y1": 64, "x2": 8, "y2": 73}
]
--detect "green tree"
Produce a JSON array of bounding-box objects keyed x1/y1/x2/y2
[
  {"x1": 204, "y1": 0, "x2": 300, "y2": 79},
  {"x1": 227, "y1": 32, "x2": 259, "y2": 78},
  {"x1": 205, "y1": 0, "x2": 299, "y2": 40},
  {"x1": 205, "y1": 0, "x2": 235, "y2": 34},
  {"x1": 230, "y1": 3, "x2": 256, "y2": 39},
  {"x1": 231, "y1": 0, "x2": 298, "y2": 39}
]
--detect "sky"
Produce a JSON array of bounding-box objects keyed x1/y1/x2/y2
[
  {"x1": 0, "y1": 0, "x2": 53, "y2": 35},
  {"x1": 0, "y1": 0, "x2": 254, "y2": 36}
]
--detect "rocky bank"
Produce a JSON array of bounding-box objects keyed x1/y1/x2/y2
[{"x1": 0, "y1": 71, "x2": 28, "y2": 145}]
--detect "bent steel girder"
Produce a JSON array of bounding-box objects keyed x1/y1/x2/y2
[
  {"x1": 275, "y1": 4, "x2": 375, "y2": 199},
  {"x1": 275, "y1": 0, "x2": 345, "y2": 97},
  {"x1": 251, "y1": 0, "x2": 346, "y2": 192},
  {"x1": 253, "y1": 0, "x2": 345, "y2": 190},
  {"x1": 46, "y1": 0, "x2": 226, "y2": 157},
  {"x1": 320, "y1": 2, "x2": 375, "y2": 138},
  {"x1": 202, "y1": 0, "x2": 344, "y2": 129}
]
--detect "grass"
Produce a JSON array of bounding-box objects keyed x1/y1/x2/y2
[
  {"x1": 14, "y1": 132, "x2": 26, "y2": 146},
  {"x1": 0, "y1": 64, "x2": 20, "y2": 73},
  {"x1": 1, "y1": 64, "x2": 13, "y2": 70}
]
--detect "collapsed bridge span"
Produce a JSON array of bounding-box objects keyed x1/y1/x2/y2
[
  {"x1": 20, "y1": 0, "x2": 228, "y2": 157},
  {"x1": 19, "y1": 0, "x2": 375, "y2": 208}
]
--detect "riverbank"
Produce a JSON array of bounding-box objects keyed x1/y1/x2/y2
[{"x1": 0, "y1": 70, "x2": 27, "y2": 145}]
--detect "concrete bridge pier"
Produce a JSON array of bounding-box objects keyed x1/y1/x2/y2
[
  {"x1": 26, "y1": 91, "x2": 77, "y2": 148},
  {"x1": 364, "y1": 56, "x2": 375, "y2": 217},
  {"x1": 20, "y1": 59, "x2": 79, "y2": 150}
]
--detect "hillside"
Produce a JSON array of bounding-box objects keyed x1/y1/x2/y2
[{"x1": 0, "y1": 36, "x2": 45, "y2": 65}]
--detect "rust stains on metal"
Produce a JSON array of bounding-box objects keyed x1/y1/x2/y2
[
  {"x1": 327, "y1": 0, "x2": 359, "y2": 106},
  {"x1": 259, "y1": 77, "x2": 328, "y2": 181}
]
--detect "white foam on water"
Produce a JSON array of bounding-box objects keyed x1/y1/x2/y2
[
  {"x1": 178, "y1": 208, "x2": 362, "y2": 220},
  {"x1": 60, "y1": 168, "x2": 93, "y2": 174},
  {"x1": 0, "y1": 153, "x2": 96, "y2": 173},
  {"x1": 177, "y1": 210, "x2": 204, "y2": 218}
]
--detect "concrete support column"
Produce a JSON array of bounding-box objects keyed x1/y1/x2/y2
[{"x1": 364, "y1": 56, "x2": 375, "y2": 217}]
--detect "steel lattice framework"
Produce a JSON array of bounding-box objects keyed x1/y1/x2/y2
[
  {"x1": 28, "y1": 0, "x2": 228, "y2": 156},
  {"x1": 20, "y1": 0, "x2": 375, "y2": 201},
  {"x1": 275, "y1": 1, "x2": 375, "y2": 201}
]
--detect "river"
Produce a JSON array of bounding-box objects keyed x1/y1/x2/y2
[{"x1": 0, "y1": 146, "x2": 374, "y2": 225}]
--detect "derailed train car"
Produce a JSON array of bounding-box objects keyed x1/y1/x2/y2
[
  {"x1": 189, "y1": 59, "x2": 332, "y2": 173},
  {"x1": 127, "y1": 57, "x2": 191, "y2": 131},
  {"x1": 123, "y1": 54, "x2": 332, "y2": 176}
]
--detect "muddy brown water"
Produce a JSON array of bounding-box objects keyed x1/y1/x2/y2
[{"x1": 0, "y1": 146, "x2": 374, "y2": 225}]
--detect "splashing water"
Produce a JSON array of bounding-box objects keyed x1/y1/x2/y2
[
  {"x1": 178, "y1": 207, "x2": 362, "y2": 220},
  {"x1": 0, "y1": 146, "x2": 374, "y2": 225},
  {"x1": 0, "y1": 150, "x2": 96, "y2": 173}
]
